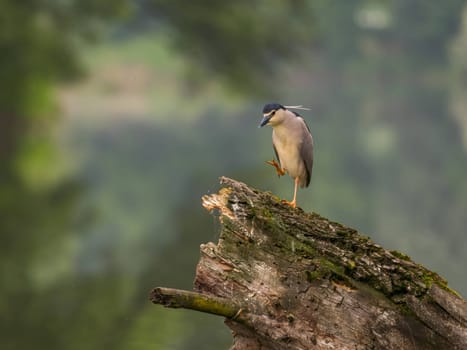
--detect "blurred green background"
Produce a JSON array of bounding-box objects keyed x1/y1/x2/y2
[{"x1": 1, "y1": 1, "x2": 467, "y2": 349}]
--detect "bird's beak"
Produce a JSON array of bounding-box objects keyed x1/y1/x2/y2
[{"x1": 259, "y1": 115, "x2": 271, "y2": 128}]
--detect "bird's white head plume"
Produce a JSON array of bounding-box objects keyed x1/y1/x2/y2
[{"x1": 284, "y1": 105, "x2": 311, "y2": 111}]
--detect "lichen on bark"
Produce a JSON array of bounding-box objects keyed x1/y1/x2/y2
[
  {"x1": 195, "y1": 177, "x2": 466, "y2": 350},
  {"x1": 150, "y1": 177, "x2": 466, "y2": 349}
]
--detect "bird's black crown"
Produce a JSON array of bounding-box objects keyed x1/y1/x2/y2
[{"x1": 263, "y1": 103, "x2": 285, "y2": 114}]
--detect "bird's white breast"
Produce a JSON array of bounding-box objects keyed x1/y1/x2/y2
[{"x1": 272, "y1": 118, "x2": 306, "y2": 179}]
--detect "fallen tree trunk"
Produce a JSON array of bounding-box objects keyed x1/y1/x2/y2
[{"x1": 150, "y1": 177, "x2": 466, "y2": 349}]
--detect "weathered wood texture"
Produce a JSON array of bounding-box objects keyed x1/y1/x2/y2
[{"x1": 194, "y1": 177, "x2": 466, "y2": 350}]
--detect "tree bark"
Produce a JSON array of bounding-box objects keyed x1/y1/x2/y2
[{"x1": 151, "y1": 177, "x2": 467, "y2": 350}]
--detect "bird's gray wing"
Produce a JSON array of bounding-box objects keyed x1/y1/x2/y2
[{"x1": 298, "y1": 117, "x2": 314, "y2": 187}]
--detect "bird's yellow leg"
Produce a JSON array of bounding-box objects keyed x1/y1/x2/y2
[
  {"x1": 266, "y1": 159, "x2": 286, "y2": 177},
  {"x1": 281, "y1": 177, "x2": 299, "y2": 208},
  {"x1": 291, "y1": 177, "x2": 299, "y2": 208}
]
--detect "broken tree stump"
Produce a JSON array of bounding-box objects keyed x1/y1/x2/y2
[{"x1": 150, "y1": 177, "x2": 467, "y2": 350}]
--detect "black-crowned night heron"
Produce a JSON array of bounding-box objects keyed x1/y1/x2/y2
[{"x1": 259, "y1": 103, "x2": 313, "y2": 208}]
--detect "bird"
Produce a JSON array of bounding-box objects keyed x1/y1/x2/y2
[{"x1": 259, "y1": 103, "x2": 314, "y2": 208}]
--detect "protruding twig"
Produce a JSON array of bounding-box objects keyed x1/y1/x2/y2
[{"x1": 150, "y1": 287, "x2": 245, "y2": 319}]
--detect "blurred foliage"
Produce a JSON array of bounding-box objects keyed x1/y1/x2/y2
[
  {"x1": 143, "y1": 0, "x2": 315, "y2": 93},
  {"x1": 1, "y1": 1, "x2": 467, "y2": 350},
  {"x1": 450, "y1": 5, "x2": 467, "y2": 149},
  {"x1": 299, "y1": 1, "x2": 467, "y2": 292},
  {"x1": 0, "y1": 0, "x2": 131, "y2": 188}
]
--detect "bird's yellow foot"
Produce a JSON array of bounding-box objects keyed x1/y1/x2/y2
[
  {"x1": 281, "y1": 199, "x2": 297, "y2": 208},
  {"x1": 266, "y1": 159, "x2": 286, "y2": 177}
]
